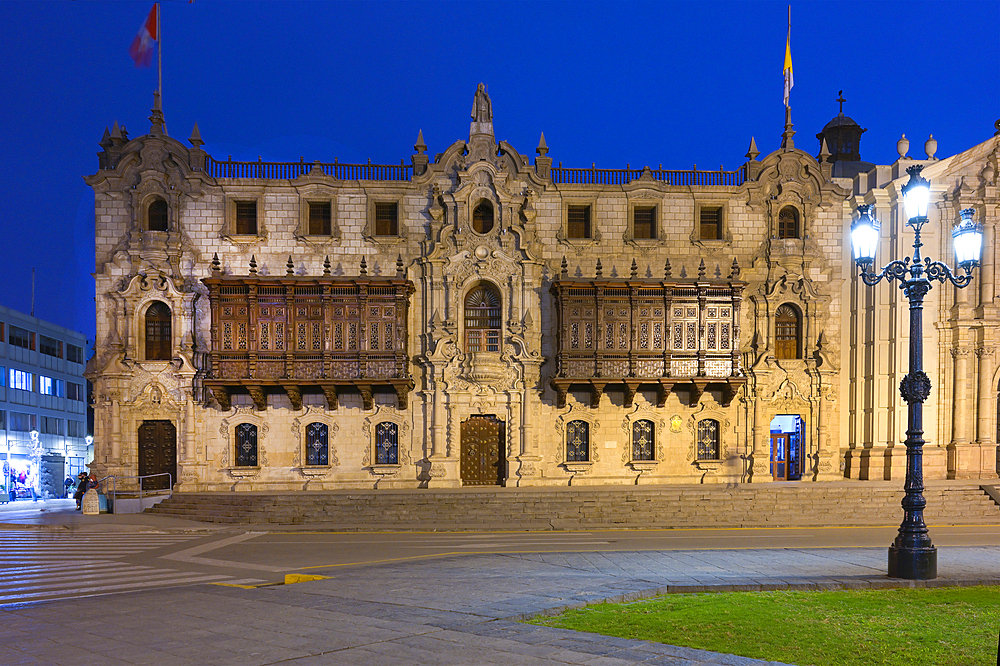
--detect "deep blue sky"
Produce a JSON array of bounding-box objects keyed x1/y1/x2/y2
[{"x1": 1, "y1": 0, "x2": 997, "y2": 347}]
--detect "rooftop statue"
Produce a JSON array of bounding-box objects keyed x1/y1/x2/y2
[{"x1": 471, "y1": 83, "x2": 492, "y2": 123}]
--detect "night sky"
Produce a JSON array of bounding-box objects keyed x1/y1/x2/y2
[{"x1": 1, "y1": 0, "x2": 997, "y2": 348}]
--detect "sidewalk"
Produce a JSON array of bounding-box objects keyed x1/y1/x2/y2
[{"x1": 0, "y1": 498, "x2": 226, "y2": 533}]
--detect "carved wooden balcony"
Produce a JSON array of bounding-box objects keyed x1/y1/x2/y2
[
  {"x1": 202, "y1": 260, "x2": 414, "y2": 411},
  {"x1": 550, "y1": 263, "x2": 746, "y2": 408}
]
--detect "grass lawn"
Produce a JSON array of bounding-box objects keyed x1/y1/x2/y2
[{"x1": 527, "y1": 586, "x2": 1000, "y2": 666}]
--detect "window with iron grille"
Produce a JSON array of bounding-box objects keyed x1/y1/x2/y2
[
  {"x1": 632, "y1": 420, "x2": 655, "y2": 461},
  {"x1": 235, "y1": 201, "x2": 258, "y2": 235},
  {"x1": 235, "y1": 423, "x2": 258, "y2": 467},
  {"x1": 375, "y1": 422, "x2": 398, "y2": 464},
  {"x1": 145, "y1": 302, "x2": 172, "y2": 361},
  {"x1": 40, "y1": 335, "x2": 62, "y2": 358},
  {"x1": 464, "y1": 285, "x2": 501, "y2": 353},
  {"x1": 778, "y1": 206, "x2": 799, "y2": 239},
  {"x1": 308, "y1": 201, "x2": 332, "y2": 235},
  {"x1": 374, "y1": 202, "x2": 398, "y2": 236},
  {"x1": 567, "y1": 204, "x2": 591, "y2": 239},
  {"x1": 148, "y1": 198, "x2": 168, "y2": 231},
  {"x1": 472, "y1": 200, "x2": 494, "y2": 234},
  {"x1": 67, "y1": 344, "x2": 84, "y2": 364},
  {"x1": 305, "y1": 422, "x2": 329, "y2": 466},
  {"x1": 566, "y1": 420, "x2": 590, "y2": 462},
  {"x1": 8, "y1": 326, "x2": 32, "y2": 350},
  {"x1": 700, "y1": 206, "x2": 723, "y2": 240},
  {"x1": 775, "y1": 304, "x2": 801, "y2": 360},
  {"x1": 632, "y1": 205, "x2": 657, "y2": 239},
  {"x1": 696, "y1": 419, "x2": 720, "y2": 460}
]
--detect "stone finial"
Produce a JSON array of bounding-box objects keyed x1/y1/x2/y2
[
  {"x1": 323, "y1": 256, "x2": 331, "y2": 275},
  {"x1": 924, "y1": 134, "x2": 938, "y2": 160},
  {"x1": 630, "y1": 259, "x2": 638, "y2": 278},
  {"x1": 414, "y1": 129, "x2": 426, "y2": 154},
  {"x1": 897, "y1": 134, "x2": 910, "y2": 158},
  {"x1": 729, "y1": 258, "x2": 741, "y2": 280},
  {"x1": 560, "y1": 256, "x2": 568, "y2": 277},
  {"x1": 211, "y1": 252, "x2": 222, "y2": 275},
  {"x1": 189, "y1": 122, "x2": 204, "y2": 148},
  {"x1": 780, "y1": 107, "x2": 795, "y2": 151},
  {"x1": 818, "y1": 137, "x2": 831, "y2": 162},
  {"x1": 149, "y1": 90, "x2": 165, "y2": 136},
  {"x1": 396, "y1": 254, "x2": 405, "y2": 276},
  {"x1": 698, "y1": 259, "x2": 706, "y2": 280},
  {"x1": 110, "y1": 121, "x2": 123, "y2": 141},
  {"x1": 536, "y1": 132, "x2": 549, "y2": 156},
  {"x1": 664, "y1": 259, "x2": 672, "y2": 278},
  {"x1": 100, "y1": 126, "x2": 112, "y2": 148},
  {"x1": 286, "y1": 256, "x2": 294, "y2": 276},
  {"x1": 595, "y1": 258, "x2": 603, "y2": 278},
  {"x1": 360, "y1": 257, "x2": 368, "y2": 276},
  {"x1": 746, "y1": 137, "x2": 759, "y2": 161},
  {"x1": 248, "y1": 255, "x2": 258, "y2": 275}
]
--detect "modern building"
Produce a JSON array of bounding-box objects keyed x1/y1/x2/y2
[
  {"x1": 0, "y1": 305, "x2": 90, "y2": 498},
  {"x1": 83, "y1": 87, "x2": 1000, "y2": 492}
]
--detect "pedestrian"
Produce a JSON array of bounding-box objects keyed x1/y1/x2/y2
[
  {"x1": 64, "y1": 476, "x2": 74, "y2": 499},
  {"x1": 73, "y1": 473, "x2": 88, "y2": 510}
]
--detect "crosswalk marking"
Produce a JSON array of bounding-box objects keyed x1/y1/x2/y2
[{"x1": 0, "y1": 531, "x2": 265, "y2": 606}]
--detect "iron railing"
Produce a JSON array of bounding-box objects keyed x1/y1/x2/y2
[
  {"x1": 98, "y1": 473, "x2": 173, "y2": 514},
  {"x1": 551, "y1": 164, "x2": 745, "y2": 187},
  {"x1": 204, "y1": 156, "x2": 412, "y2": 181}
]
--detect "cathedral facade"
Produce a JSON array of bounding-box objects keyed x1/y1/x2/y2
[{"x1": 84, "y1": 87, "x2": 1000, "y2": 491}]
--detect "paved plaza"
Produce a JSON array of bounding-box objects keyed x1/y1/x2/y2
[{"x1": 1, "y1": 500, "x2": 998, "y2": 665}]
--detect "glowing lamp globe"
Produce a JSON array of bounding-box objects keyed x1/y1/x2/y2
[
  {"x1": 851, "y1": 204, "x2": 880, "y2": 266},
  {"x1": 902, "y1": 165, "x2": 930, "y2": 221},
  {"x1": 953, "y1": 208, "x2": 983, "y2": 269}
]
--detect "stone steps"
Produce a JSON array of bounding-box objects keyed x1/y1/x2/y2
[{"x1": 147, "y1": 483, "x2": 1000, "y2": 529}]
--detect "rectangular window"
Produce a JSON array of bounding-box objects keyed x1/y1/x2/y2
[
  {"x1": 41, "y1": 416, "x2": 63, "y2": 436},
  {"x1": 0, "y1": 366, "x2": 4, "y2": 387},
  {"x1": 633, "y1": 205, "x2": 657, "y2": 239},
  {"x1": 308, "y1": 201, "x2": 332, "y2": 235},
  {"x1": 39, "y1": 375, "x2": 54, "y2": 395},
  {"x1": 68, "y1": 420, "x2": 86, "y2": 438},
  {"x1": 8, "y1": 326, "x2": 31, "y2": 350},
  {"x1": 67, "y1": 382, "x2": 84, "y2": 401},
  {"x1": 8, "y1": 412, "x2": 32, "y2": 432},
  {"x1": 235, "y1": 201, "x2": 258, "y2": 235},
  {"x1": 0, "y1": 410, "x2": 5, "y2": 430},
  {"x1": 9, "y1": 369, "x2": 32, "y2": 391},
  {"x1": 700, "y1": 206, "x2": 723, "y2": 240},
  {"x1": 374, "y1": 202, "x2": 398, "y2": 236},
  {"x1": 67, "y1": 344, "x2": 84, "y2": 364},
  {"x1": 39, "y1": 335, "x2": 62, "y2": 358},
  {"x1": 567, "y1": 204, "x2": 591, "y2": 239}
]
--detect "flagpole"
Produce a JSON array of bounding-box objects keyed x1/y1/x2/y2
[{"x1": 157, "y1": 2, "x2": 162, "y2": 104}]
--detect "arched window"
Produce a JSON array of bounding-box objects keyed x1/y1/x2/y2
[
  {"x1": 566, "y1": 420, "x2": 589, "y2": 462},
  {"x1": 696, "y1": 419, "x2": 720, "y2": 460},
  {"x1": 235, "y1": 423, "x2": 258, "y2": 467},
  {"x1": 464, "y1": 284, "x2": 501, "y2": 353},
  {"x1": 144, "y1": 301, "x2": 172, "y2": 361},
  {"x1": 376, "y1": 422, "x2": 398, "y2": 464},
  {"x1": 305, "y1": 422, "x2": 328, "y2": 466},
  {"x1": 472, "y1": 200, "x2": 494, "y2": 234},
  {"x1": 148, "y1": 198, "x2": 168, "y2": 231},
  {"x1": 775, "y1": 304, "x2": 802, "y2": 360},
  {"x1": 778, "y1": 206, "x2": 800, "y2": 239},
  {"x1": 632, "y1": 420, "x2": 655, "y2": 461}
]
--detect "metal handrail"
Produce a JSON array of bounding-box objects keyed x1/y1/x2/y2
[{"x1": 98, "y1": 473, "x2": 173, "y2": 512}]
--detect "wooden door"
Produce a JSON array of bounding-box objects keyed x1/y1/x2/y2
[
  {"x1": 460, "y1": 415, "x2": 504, "y2": 486},
  {"x1": 770, "y1": 433, "x2": 789, "y2": 480},
  {"x1": 138, "y1": 420, "x2": 177, "y2": 490}
]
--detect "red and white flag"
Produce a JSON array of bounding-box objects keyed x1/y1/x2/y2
[{"x1": 128, "y1": 4, "x2": 159, "y2": 68}]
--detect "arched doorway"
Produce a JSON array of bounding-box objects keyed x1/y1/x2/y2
[{"x1": 769, "y1": 414, "x2": 804, "y2": 480}]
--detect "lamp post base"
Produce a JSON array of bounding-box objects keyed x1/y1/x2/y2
[{"x1": 888, "y1": 545, "x2": 937, "y2": 580}]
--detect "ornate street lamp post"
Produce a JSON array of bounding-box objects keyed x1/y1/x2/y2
[{"x1": 851, "y1": 165, "x2": 983, "y2": 579}]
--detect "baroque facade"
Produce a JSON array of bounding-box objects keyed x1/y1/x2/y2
[{"x1": 84, "y1": 87, "x2": 1000, "y2": 491}]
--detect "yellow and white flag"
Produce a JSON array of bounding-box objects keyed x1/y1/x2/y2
[{"x1": 783, "y1": 31, "x2": 794, "y2": 107}]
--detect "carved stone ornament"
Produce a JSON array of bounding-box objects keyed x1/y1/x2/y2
[
  {"x1": 428, "y1": 462, "x2": 447, "y2": 478},
  {"x1": 516, "y1": 460, "x2": 537, "y2": 477},
  {"x1": 899, "y1": 371, "x2": 932, "y2": 404}
]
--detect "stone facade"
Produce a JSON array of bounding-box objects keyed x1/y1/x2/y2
[{"x1": 84, "y1": 88, "x2": 1000, "y2": 491}]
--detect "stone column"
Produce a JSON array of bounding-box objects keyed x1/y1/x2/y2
[
  {"x1": 979, "y1": 222, "x2": 995, "y2": 308},
  {"x1": 110, "y1": 394, "x2": 122, "y2": 464},
  {"x1": 975, "y1": 346, "x2": 997, "y2": 477},
  {"x1": 949, "y1": 346, "x2": 972, "y2": 477},
  {"x1": 184, "y1": 394, "x2": 195, "y2": 463},
  {"x1": 431, "y1": 377, "x2": 444, "y2": 459}
]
